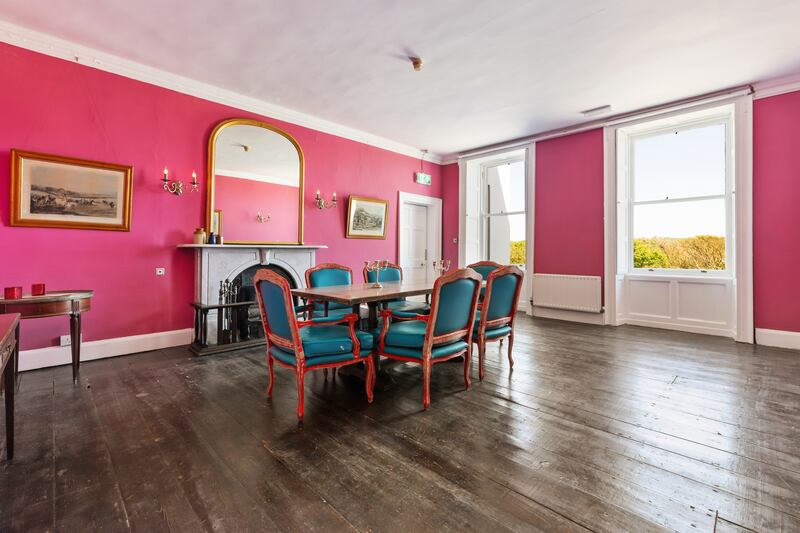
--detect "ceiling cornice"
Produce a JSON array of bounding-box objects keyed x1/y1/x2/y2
[
  {"x1": 752, "y1": 73, "x2": 800, "y2": 100},
  {"x1": 0, "y1": 19, "x2": 444, "y2": 164}
]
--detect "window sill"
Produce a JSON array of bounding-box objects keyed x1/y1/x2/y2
[{"x1": 621, "y1": 272, "x2": 733, "y2": 283}]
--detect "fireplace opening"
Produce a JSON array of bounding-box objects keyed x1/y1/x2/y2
[{"x1": 231, "y1": 264, "x2": 297, "y2": 341}]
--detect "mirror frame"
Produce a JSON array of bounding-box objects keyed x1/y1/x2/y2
[{"x1": 206, "y1": 118, "x2": 305, "y2": 245}]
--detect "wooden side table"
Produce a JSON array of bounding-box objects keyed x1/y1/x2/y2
[
  {"x1": 1, "y1": 313, "x2": 20, "y2": 460},
  {"x1": 0, "y1": 291, "x2": 93, "y2": 383}
]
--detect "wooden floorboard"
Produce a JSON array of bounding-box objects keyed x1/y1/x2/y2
[{"x1": 2, "y1": 315, "x2": 800, "y2": 532}]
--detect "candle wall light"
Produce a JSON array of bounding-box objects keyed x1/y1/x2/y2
[
  {"x1": 256, "y1": 211, "x2": 271, "y2": 223},
  {"x1": 162, "y1": 168, "x2": 199, "y2": 196},
  {"x1": 314, "y1": 190, "x2": 337, "y2": 209}
]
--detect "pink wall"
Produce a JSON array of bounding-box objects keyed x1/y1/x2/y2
[
  {"x1": 214, "y1": 175, "x2": 299, "y2": 243},
  {"x1": 441, "y1": 163, "x2": 460, "y2": 265},
  {"x1": 533, "y1": 129, "x2": 605, "y2": 280},
  {"x1": 0, "y1": 43, "x2": 443, "y2": 350},
  {"x1": 753, "y1": 91, "x2": 800, "y2": 333}
]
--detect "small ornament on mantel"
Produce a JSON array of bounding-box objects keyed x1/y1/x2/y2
[{"x1": 193, "y1": 228, "x2": 206, "y2": 245}]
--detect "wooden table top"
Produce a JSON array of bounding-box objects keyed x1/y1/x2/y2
[
  {"x1": 0, "y1": 313, "x2": 20, "y2": 348},
  {"x1": 292, "y1": 281, "x2": 433, "y2": 306},
  {"x1": 0, "y1": 290, "x2": 94, "y2": 305}
]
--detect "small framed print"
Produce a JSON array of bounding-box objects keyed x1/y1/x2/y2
[
  {"x1": 345, "y1": 196, "x2": 389, "y2": 239},
  {"x1": 10, "y1": 149, "x2": 133, "y2": 231}
]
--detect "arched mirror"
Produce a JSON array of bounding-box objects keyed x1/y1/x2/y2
[{"x1": 206, "y1": 119, "x2": 304, "y2": 244}]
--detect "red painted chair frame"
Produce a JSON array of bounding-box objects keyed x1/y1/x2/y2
[
  {"x1": 254, "y1": 269, "x2": 374, "y2": 420},
  {"x1": 473, "y1": 265, "x2": 525, "y2": 381},
  {"x1": 304, "y1": 262, "x2": 354, "y2": 319},
  {"x1": 376, "y1": 268, "x2": 482, "y2": 410}
]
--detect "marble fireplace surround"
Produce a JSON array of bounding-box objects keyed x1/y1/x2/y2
[{"x1": 177, "y1": 244, "x2": 327, "y2": 305}]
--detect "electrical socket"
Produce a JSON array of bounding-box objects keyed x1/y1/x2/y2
[
  {"x1": 60, "y1": 334, "x2": 82, "y2": 346},
  {"x1": 155, "y1": 267, "x2": 166, "y2": 276}
]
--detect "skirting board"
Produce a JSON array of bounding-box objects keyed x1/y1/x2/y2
[
  {"x1": 532, "y1": 306, "x2": 605, "y2": 325},
  {"x1": 19, "y1": 328, "x2": 193, "y2": 372},
  {"x1": 755, "y1": 328, "x2": 800, "y2": 351}
]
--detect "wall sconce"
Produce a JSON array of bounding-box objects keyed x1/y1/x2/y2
[
  {"x1": 162, "y1": 168, "x2": 199, "y2": 196},
  {"x1": 256, "y1": 211, "x2": 271, "y2": 223},
  {"x1": 314, "y1": 190, "x2": 337, "y2": 209}
]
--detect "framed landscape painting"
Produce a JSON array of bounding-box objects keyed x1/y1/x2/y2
[
  {"x1": 10, "y1": 149, "x2": 133, "y2": 231},
  {"x1": 345, "y1": 195, "x2": 388, "y2": 239}
]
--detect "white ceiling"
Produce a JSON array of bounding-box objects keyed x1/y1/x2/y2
[{"x1": 2, "y1": 0, "x2": 800, "y2": 158}]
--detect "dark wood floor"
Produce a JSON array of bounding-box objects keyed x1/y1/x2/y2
[{"x1": 2, "y1": 316, "x2": 800, "y2": 532}]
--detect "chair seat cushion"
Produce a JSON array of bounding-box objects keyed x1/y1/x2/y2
[
  {"x1": 383, "y1": 320, "x2": 428, "y2": 348},
  {"x1": 383, "y1": 340, "x2": 468, "y2": 360},
  {"x1": 474, "y1": 325, "x2": 512, "y2": 340},
  {"x1": 311, "y1": 307, "x2": 353, "y2": 321},
  {"x1": 473, "y1": 311, "x2": 512, "y2": 339},
  {"x1": 298, "y1": 325, "x2": 373, "y2": 356},
  {"x1": 387, "y1": 300, "x2": 430, "y2": 317},
  {"x1": 269, "y1": 346, "x2": 361, "y2": 367}
]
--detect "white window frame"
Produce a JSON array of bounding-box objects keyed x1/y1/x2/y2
[
  {"x1": 480, "y1": 156, "x2": 526, "y2": 265},
  {"x1": 618, "y1": 107, "x2": 735, "y2": 278}
]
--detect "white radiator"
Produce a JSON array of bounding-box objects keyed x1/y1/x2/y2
[{"x1": 532, "y1": 274, "x2": 603, "y2": 313}]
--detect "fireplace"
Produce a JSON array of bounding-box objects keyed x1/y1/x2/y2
[{"x1": 178, "y1": 243, "x2": 326, "y2": 353}]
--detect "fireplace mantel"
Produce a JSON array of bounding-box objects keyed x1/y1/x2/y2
[{"x1": 178, "y1": 243, "x2": 327, "y2": 305}]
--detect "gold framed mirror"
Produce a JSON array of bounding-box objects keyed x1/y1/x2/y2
[{"x1": 206, "y1": 118, "x2": 304, "y2": 244}]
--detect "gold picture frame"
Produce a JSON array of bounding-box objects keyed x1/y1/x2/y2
[
  {"x1": 211, "y1": 209, "x2": 223, "y2": 237},
  {"x1": 345, "y1": 196, "x2": 389, "y2": 239},
  {"x1": 10, "y1": 149, "x2": 133, "y2": 231}
]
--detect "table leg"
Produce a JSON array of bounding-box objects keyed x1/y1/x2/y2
[
  {"x1": 70, "y1": 313, "x2": 81, "y2": 383},
  {"x1": 367, "y1": 302, "x2": 396, "y2": 391},
  {"x1": 13, "y1": 322, "x2": 19, "y2": 388},
  {"x1": 4, "y1": 351, "x2": 14, "y2": 460}
]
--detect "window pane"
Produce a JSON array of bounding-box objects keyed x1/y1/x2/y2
[
  {"x1": 488, "y1": 213, "x2": 526, "y2": 266},
  {"x1": 632, "y1": 199, "x2": 726, "y2": 270},
  {"x1": 486, "y1": 160, "x2": 525, "y2": 214},
  {"x1": 633, "y1": 123, "x2": 726, "y2": 202}
]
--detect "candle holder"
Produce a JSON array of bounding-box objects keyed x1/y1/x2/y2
[
  {"x1": 314, "y1": 190, "x2": 337, "y2": 209},
  {"x1": 432, "y1": 259, "x2": 451, "y2": 277},
  {"x1": 162, "y1": 168, "x2": 199, "y2": 196},
  {"x1": 364, "y1": 260, "x2": 389, "y2": 288}
]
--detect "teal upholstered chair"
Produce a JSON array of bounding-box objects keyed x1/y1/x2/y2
[
  {"x1": 254, "y1": 269, "x2": 375, "y2": 420},
  {"x1": 305, "y1": 263, "x2": 355, "y2": 321},
  {"x1": 472, "y1": 265, "x2": 524, "y2": 381},
  {"x1": 376, "y1": 268, "x2": 482, "y2": 409},
  {"x1": 467, "y1": 261, "x2": 502, "y2": 301},
  {"x1": 362, "y1": 261, "x2": 430, "y2": 318}
]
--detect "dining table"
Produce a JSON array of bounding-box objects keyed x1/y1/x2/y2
[{"x1": 292, "y1": 280, "x2": 436, "y2": 388}]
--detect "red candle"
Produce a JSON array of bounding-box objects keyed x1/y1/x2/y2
[
  {"x1": 32, "y1": 283, "x2": 46, "y2": 296},
  {"x1": 4, "y1": 287, "x2": 22, "y2": 299}
]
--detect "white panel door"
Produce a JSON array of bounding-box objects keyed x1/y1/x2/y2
[{"x1": 400, "y1": 203, "x2": 429, "y2": 283}]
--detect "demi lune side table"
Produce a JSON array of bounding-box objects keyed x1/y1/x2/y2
[{"x1": 0, "y1": 290, "x2": 93, "y2": 383}]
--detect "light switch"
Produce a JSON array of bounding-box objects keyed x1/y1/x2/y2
[{"x1": 155, "y1": 267, "x2": 166, "y2": 276}]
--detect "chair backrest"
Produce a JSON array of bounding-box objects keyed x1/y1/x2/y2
[
  {"x1": 306, "y1": 263, "x2": 353, "y2": 288},
  {"x1": 305, "y1": 263, "x2": 353, "y2": 311},
  {"x1": 363, "y1": 262, "x2": 403, "y2": 283},
  {"x1": 426, "y1": 268, "x2": 482, "y2": 342},
  {"x1": 254, "y1": 269, "x2": 301, "y2": 355},
  {"x1": 467, "y1": 260, "x2": 503, "y2": 280},
  {"x1": 481, "y1": 265, "x2": 524, "y2": 328}
]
